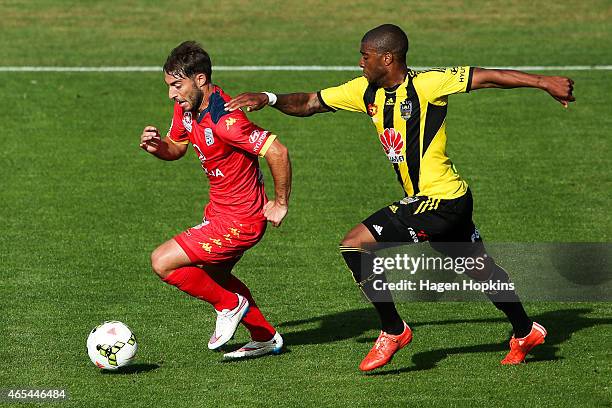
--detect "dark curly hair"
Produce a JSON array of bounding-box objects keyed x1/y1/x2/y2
[{"x1": 163, "y1": 41, "x2": 212, "y2": 82}]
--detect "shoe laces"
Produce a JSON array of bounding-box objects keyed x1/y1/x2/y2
[
  {"x1": 374, "y1": 332, "x2": 398, "y2": 351},
  {"x1": 506, "y1": 337, "x2": 528, "y2": 359}
]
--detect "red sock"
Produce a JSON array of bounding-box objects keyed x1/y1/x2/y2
[
  {"x1": 163, "y1": 266, "x2": 238, "y2": 311},
  {"x1": 224, "y1": 275, "x2": 276, "y2": 341}
]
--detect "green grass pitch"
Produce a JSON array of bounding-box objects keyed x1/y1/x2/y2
[{"x1": 1, "y1": 1, "x2": 610, "y2": 407}]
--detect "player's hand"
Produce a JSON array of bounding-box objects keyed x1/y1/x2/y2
[
  {"x1": 543, "y1": 76, "x2": 575, "y2": 108},
  {"x1": 140, "y1": 126, "x2": 161, "y2": 153},
  {"x1": 225, "y1": 93, "x2": 269, "y2": 112},
  {"x1": 263, "y1": 200, "x2": 288, "y2": 227}
]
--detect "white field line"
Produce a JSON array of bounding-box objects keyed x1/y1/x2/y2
[{"x1": 0, "y1": 65, "x2": 611, "y2": 72}]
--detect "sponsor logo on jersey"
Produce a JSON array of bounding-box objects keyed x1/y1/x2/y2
[
  {"x1": 225, "y1": 117, "x2": 237, "y2": 130},
  {"x1": 204, "y1": 167, "x2": 225, "y2": 178},
  {"x1": 193, "y1": 143, "x2": 206, "y2": 164},
  {"x1": 451, "y1": 66, "x2": 467, "y2": 82},
  {"x1": 379, "y1": 128, "x2": 405, "y2": 163},
  {"x1": 249, "y1": 130, "x2": 269, "y2": 153},
  {"x1": 182, "y1": 112, "x2": 193, "y2": 132},
  {"x1": 249, "y1": 130, "x2": 260, "y2": 144},
  {"x1": 367, "y1": 103, "x2": 378, "y2": 117},
  {"x1": 385, "y1": 97, "x2": 395, "y2": 106},
  {"x1": 204, "y1": 128, "x2": 214, "y2": 146},
  {"x1": 400, "y1": 99, "x2": 412, "y2": 120}
]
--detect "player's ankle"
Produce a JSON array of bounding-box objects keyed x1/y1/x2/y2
[
  {"x1": 513, "y1": 320, "x2": 533, "y2": 339},
  {"x1": 214, "y1": 293, "x2": 240, "y2": 312},
  {"x1": 250, "y1": 328, "x2": 276, "y2": 342}
]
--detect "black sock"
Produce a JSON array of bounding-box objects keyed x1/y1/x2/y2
[
  {"x1": 492, "y1": 301, "x2": 532, "y2": 338},
  {"x1": 484, "y1": 263, "x2": 532, "y2": 338},
  {"x1": 340, "y1": 246, "x2": 405, "y2": 335}
]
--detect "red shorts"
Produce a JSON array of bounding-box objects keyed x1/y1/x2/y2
[{"x1": 174, "y1": 216, "x2": 267, "y2": 264}]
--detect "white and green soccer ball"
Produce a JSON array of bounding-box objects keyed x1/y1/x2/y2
[{"x1": 87, "y1": 321, "x2": 137, "y2": 370}]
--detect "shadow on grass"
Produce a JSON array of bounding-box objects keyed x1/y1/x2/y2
[
  {"x1": 278, "y1": 307, "x2": 505, "y2": 346},
  {"x1": 100, "y1": 363, "x2": 161, "y2": 375},
  {"x1": 278, "y1": 307, "x2": 611, "y2": 374},
  {"x1": 277, "y1": 307, "x2": 380, "y2": 346}
]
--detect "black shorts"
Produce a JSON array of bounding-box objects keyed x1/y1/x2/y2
[{"x1": 362, "y1": 189, "x2": 485, "y2": 257}]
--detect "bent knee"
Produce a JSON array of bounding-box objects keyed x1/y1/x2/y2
[
  {"x1": 151, "y1": 248, "x2": 172, "y2": 279},
  {"x1": 340, "y1": 224, "x2": 375, "y2": 249},
  {"x1": 340, "y1": 235, "x2": 363, "y2": 249}
]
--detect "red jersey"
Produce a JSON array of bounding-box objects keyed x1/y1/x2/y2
[{"x1": 167, "y1": 85, "x2": 276, "y2": 222}]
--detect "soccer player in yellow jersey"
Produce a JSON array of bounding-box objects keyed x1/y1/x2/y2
[{"x1": 226, "y1": 24, "x2": 575, "y2": 371}]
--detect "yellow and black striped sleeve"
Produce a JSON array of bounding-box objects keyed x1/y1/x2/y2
[
  {"x1": 317, "y1": 76, "x2": 369, "y2": 113},
  {"x1": 416, "y1": 66, "x2": 474, "y2": 104}
]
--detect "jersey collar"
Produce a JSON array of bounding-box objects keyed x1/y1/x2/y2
[
  {"x1": 196, "y1": 85, "x2": 220, "y2": 123},
  {"x1": 384, "y1": 70, "x2": 412, "y2": 93},
  {"x1": 384, "y1": 83, "x2": 402, "y2": 93}
]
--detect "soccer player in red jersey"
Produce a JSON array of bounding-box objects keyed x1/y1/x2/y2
[{"x1": 140, "y1": 41, "x2": 290, "y2": 359}]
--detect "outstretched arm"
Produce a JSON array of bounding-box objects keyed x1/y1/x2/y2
[
  {"x1": 262, "y1": 139, "x2": 292, "y2": 227},
  {"x1": 471, "y1": 68, "x2": 575, "y2": 107},
  {"x1": 225, "y1": 92, "x2": 330, "y2": 117}
]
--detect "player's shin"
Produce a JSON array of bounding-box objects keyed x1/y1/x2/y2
[
  {"x1": 339, "y1": 246, "x2": 404, "y2": 335},
  {"x1": 469, "y1": 259, "x2": 532, "y2": 338},
  {"x1": 162, "y1": 266, "x2": 239, "y2": 311}
]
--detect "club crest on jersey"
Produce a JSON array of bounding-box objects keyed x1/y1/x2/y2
[
  {"x1": 367, "y1": 103, "x2": 378, "y2": 117},
  {"x1": 379, "y1": 128, "x2": 405, "y2": 163},
  {"x1": 400, "y1": 100, "x2": 412, "y2": 120},
  {"x1": 182, "y1": 112, "x2": 193, "y2": 132},
  {"x1": 204, "y1": 128, "x2": 214, "y2": 146}
]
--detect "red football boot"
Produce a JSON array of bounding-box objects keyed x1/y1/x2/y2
[
  {"x1": 359, "y1": 322, "x2": 413, "y2": 372},
  {"x1": 501, "y1": 322, "x2": 547, "y2": 365}
]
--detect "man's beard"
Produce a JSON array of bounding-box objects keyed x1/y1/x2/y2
[{"x1": 189, "y1": 88, "x2": 204, "y2": 113}]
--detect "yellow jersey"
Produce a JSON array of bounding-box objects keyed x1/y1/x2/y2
[{"x1": 318, "y1": 66, "x2": 474, "y2": 199}]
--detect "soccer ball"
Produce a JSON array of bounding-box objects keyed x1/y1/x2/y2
[{"x1": 86, "y1": 321, "x2": 137, "y2": 370}]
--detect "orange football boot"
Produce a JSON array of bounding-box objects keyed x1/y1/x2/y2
[
  {"x1": 501, "y1": 321, "x2": 547, "y2": 365},
  {"x1": 359, "y1": 322, "x2": 413, "y2": 371}
]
